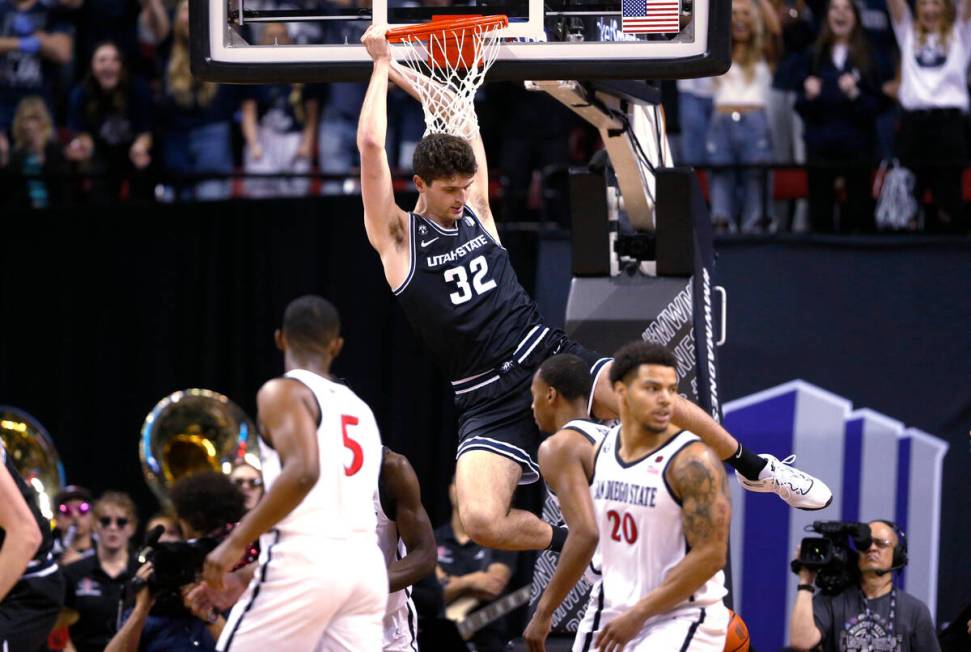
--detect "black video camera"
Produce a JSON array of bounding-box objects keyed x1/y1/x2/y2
[
  {"x1": 131, "y1": 525, "x2": 221, "y2": 616},
  {"x1": 791, "y1": 520, "x2": 873, "y2": 595}
]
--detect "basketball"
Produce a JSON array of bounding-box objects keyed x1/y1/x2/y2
[{"x1": 724, "y1": 610, "x2": 750, "y2": 652}]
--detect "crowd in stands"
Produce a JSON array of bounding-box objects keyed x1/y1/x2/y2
[
  {"x1": 682, "y1": 0, "x2": 971, "y2": 233},
  {"x1": 1, "y1": 0, "x2": 970, "y2": 233}
]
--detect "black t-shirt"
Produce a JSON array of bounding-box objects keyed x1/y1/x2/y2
[
  {"x1": 62, "y1": 552, "x2": 139, "y2": 652},
  {"x1": 435, "y1": 522, "x2": 518, "y2": 652},
  {"x1": 813, "y1": 587, "x2": 941, "y2": 652}
]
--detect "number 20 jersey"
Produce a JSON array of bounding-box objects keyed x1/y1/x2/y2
[
  {"x1": 392, "y1": 206, "x2": 545, "y2": 380},
  {"x1": 591, "y1": 427, "x2": 726, "y2": 625},
  {"x1": 259, "y1": 369, "x2": 382, "y2": 543}
]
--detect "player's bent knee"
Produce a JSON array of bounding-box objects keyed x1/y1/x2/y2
[{"x1": 457, "y1": 502, "x2": 504, "y2": 548}]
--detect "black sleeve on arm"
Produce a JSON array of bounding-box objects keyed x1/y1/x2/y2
[{"x1": 490, "y1": 549, "x2": 517, "y2": 572}]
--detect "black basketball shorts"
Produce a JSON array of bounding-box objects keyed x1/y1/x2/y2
[
  {"x1": 0, "y1": 569, "x2": 65, "y2": 652},
  {"x1": 452, "y1": 327, "x2": 611, "y2": 484}
]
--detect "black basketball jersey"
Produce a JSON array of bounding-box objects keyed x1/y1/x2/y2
[
  {"x1": 0, "y1": 440, "x2": 54, "y2": 568},
  {"x1": 393, "y1": 205, "x2": 545, "y2": 380}
]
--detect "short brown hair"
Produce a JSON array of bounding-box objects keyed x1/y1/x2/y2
[{"x1": 412, "y1": 133, "x2": 477, "y2": 183}]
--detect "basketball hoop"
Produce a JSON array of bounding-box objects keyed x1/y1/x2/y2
[{"x1": 386, "y1": 15, "x2": 509, "y2": 141}]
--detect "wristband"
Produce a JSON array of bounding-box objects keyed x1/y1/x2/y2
[
  {"x1": 18, "y1": 35, "x2": 41, "y2": 54},
  {"x1": 797, "y1": 583, "x2": 815, "y2": 593}
]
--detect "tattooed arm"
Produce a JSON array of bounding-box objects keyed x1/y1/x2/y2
[{"x1": 596, "y1": 442, "x2": 730, "y2": 651}]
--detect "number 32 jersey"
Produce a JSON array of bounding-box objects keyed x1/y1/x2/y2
[{"x1": 393, "y1": 206, "x2": 545, "y2": 380}]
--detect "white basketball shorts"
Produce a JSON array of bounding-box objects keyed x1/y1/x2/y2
[{"x1": 218, "y1": 533, "x2": 388, "y2": 652}]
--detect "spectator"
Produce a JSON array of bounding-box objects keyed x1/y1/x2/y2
[
  {"x1": 105, "y1": 473, "x2": 246, "y2": 652},
  {"x1": 677, "y1": 77, "x2": 716, "y2": 166},
  {"x1": 53, "y1": 485, "x2": 95, "y2": 564},
  {"x1": 240, "y1": 23, "x2": 318, "y2": 199},
  {"x1": 1, "y1": 95, "x2": 69, "y2": 209},
  {"x1": 434, "y1": 478, "x2": 517, "y2": 652},
  {"x1": 73, "y1": 0, "x2": 170, "y2": 82},
  {"x1": 788, "y1": 519, "x2": 940, "y2": 651},
  {"x1": 888, "y1": 0, "x2": 971, "y2": 231},
  {"x1": 229, "y1": 461, "x2": 264, "y2": 511},
  {"x1": 767, "y1": 0, "x2": 816, "y2": 231},
  {"x1": 61, "y1": 491, "x2": 140, "y2": 652},
  {"x1": 156, "y1": 0, "x2": 237, "y2": 201},
  {"x1": 707, "y1": 0, "x2": 782, "y2": 233},
  {"x1": 65, "y1": 40, "x2": 154, "y2": 201},
  {"x1": 315, "y1": 15, "x2": 367, "y2": 193},
  {"x1": 0, "y1": 0, "x2": 73, "y2": 167},
  {"x1": 796, "y1": 0, "x2": 884, "y2": 232},
  {"x1": 855, "y1": 0, "x2": 901, "y2": 159},
  {"x1": 491, "y1": 82, "x2": 576, "y2": 223}
]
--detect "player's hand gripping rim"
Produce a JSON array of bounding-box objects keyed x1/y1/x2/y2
[{"x1": 361, "y1": 25, "x2": 392, "y2": 61}]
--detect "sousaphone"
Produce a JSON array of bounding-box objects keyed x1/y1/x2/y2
[
  {"x1": 140, "y1": 389, "x2": 260, "y2": 504},
  {"x1": 0, "y1": 406, "x2": 65, "y2": 520}
]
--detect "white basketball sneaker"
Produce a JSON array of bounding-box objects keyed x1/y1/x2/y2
[{"x1": 736, "y1": 454, "x2": 833, "y2": 511}]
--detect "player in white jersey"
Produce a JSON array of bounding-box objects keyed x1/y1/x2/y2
[
  {"x1": 590, "y1": 341, "x2": 731, "y2": 652},
  {"x1": 523, "y1": 354, "x2": 608, "y2": 652},
  {"x1": 202, "y1": 295, "x2": 388, "y2": 652},
  {"x1": 375, "y1": 447, "x2": 437, "y2": 651}
]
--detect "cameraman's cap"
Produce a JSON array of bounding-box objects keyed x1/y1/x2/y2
[{"x1": 55, "y1": 485, "x2": 93, "y2": 506}]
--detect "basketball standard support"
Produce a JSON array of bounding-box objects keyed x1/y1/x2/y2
[
  {"x1": 525, "y1": 80, "x2": 672, "y2": 231},
  {"x1": 528, "y1": 79, "x2": 722, "y2": 417}
]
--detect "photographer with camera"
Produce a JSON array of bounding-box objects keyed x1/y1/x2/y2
[
  {"x1": 105, "y1": 472, "x2": 247, "y2": 652},
  {"x1": 788, "y1": 519, "x2": 939, "y2": 651}
]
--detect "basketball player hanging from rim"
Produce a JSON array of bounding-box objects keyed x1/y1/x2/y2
[{"x1": 357, "y1": 25, "x2": 832, "y2": 554}]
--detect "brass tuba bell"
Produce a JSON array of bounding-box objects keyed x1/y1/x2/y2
[
  {"x1": 140, "y1": 389, "x2": 260, "y2": 504},
  {"x1": 0, "y1": 406, "x2": 66, "y2": 520}
]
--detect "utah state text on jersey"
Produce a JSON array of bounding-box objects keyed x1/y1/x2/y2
[{"x1": 425, "y1": 234, "x2": 489, "y2": 268}]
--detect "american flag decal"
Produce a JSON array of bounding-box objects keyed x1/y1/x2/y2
[{"x1": 621, "y1": 0, "x2": 681, "y2": 33}]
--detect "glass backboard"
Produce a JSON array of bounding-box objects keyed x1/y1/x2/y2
[{"x1": 190, "y1": 0, "x2": 729, "y2": 82}]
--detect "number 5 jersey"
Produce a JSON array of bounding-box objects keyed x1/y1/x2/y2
[{"x1": 260, "y1": 369, "x2": 384, "y2": 543}]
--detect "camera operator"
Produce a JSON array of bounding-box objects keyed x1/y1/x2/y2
[
  {"x1": 105, "y1": 472, "x2": 246, "y2": 652},
  {"x1": 789, "y1": 519, "x2": 940, "y2": 651}
]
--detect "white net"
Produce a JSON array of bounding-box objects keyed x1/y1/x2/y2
[{"x1": 391, "y1": 21, "x2": 505, "y2": 142}]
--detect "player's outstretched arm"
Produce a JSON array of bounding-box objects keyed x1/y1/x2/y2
[
  {"x1": 670, "y1": 395, "x2": 737, "y2": 460},
  {"x1": 0, "y1": 458, "x2": 43, "y2": 601},
  {"x1": 383, "y1": 451, "x2": 437, "y2": 593},
  {"x1": 524, "y1": 432, "x2": 599, "y2": 652},
  {"x1": 596, "y1": 443, "x2": 730, "y2": 651},
  {"x1": 203, "y1": 378, "x2": 320, "y2": 590},
  {"x1": 358, "y1": 26, "x2": 409, "y2": 260},
  {"x1": 467, "y1": 133, "x2": 499, "y2": 242}
]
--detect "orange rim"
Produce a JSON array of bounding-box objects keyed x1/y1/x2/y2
[{"x1": 386, "y1": 14, "x2": 509, "y2": 43}]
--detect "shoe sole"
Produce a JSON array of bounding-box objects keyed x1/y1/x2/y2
[{"x1": 738, "y1": 478, "x2": 834, "y2": 511}]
